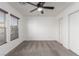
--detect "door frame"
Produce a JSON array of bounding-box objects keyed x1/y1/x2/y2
[{"x1": 59, "y1": 17, "x2": 63, "y2": 45}]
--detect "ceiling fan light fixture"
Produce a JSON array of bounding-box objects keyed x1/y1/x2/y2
[{"x1": 37, "y1": 7, "x2": 43, "y2": 11}]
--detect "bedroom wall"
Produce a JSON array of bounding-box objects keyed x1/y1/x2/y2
[
  {"x1": 0, "y1": 2, "x2": 24, "y2": 55},
  {"x1": 24, "y1": 16, "x2": 59, "y2": 41},
  {"x1": 57, "y1": 2, "x2": 79, "y2": 55}
]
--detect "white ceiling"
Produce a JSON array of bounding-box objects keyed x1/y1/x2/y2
[{"x1": 8, "y1": 2, "x2": 74, "y2": 16}]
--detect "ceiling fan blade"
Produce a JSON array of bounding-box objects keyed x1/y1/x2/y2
[
  {"x1": 41, "y1": 2, "x2": 45, "y2": 6},
  {"x1": 30, "y1": 8, "x2": 37, "y2": 12},
  {"x1": 37, "y1": 2, "x2": 45, "y2": 7},
  {"x1": 41, "y1": 11, "x2": 44, "y2": 14},
  {"x1": 27, "y1": 2, "x2": 37, "y2": 7},
  {"x1": 43, "y1": 6, "x2": 54, "y2": 9}
]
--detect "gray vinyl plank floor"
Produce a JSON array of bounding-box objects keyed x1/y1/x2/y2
[{"x1": 6, "y1": 41, "x2": 77, "y2": 56}]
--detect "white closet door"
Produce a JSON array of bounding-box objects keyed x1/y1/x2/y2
[{"x1": 69, "y1": 11, "x2": 79, "y2": 55}]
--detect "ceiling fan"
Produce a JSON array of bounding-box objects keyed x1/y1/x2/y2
[{"x1": 20, "y1": 2, "x2": 55, "y2": 14}]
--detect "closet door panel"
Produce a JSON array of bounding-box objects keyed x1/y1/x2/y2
[{"x1": 69, "y1": 11, "x2": 79, "y2": 55}]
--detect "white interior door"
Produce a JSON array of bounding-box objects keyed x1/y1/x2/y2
[
  {"x1": 69, "y1": 11, "x2": 79, "y2": 55},
  {"x1": 59, "y1": 18, "x2": 63, "y2": 44}
]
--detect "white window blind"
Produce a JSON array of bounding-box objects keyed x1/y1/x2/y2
[
  {"x1": 0, "y1": 9, "x2": 8, "y2": 45},
  {"x1": 10, "y1": 14, "x2": 19, "y2": 41}
]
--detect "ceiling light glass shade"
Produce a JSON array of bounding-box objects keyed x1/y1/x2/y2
[{"x1": 37, "y1": 8, "x2": 43, "y2": 11}]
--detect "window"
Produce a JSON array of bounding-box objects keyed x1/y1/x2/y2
[
  {"x1": 0, "y1": 8, "x2": 8, "y2": 45},
  {"x1": 10, "y1": 14, "x2": 19, "y2": 41}
]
